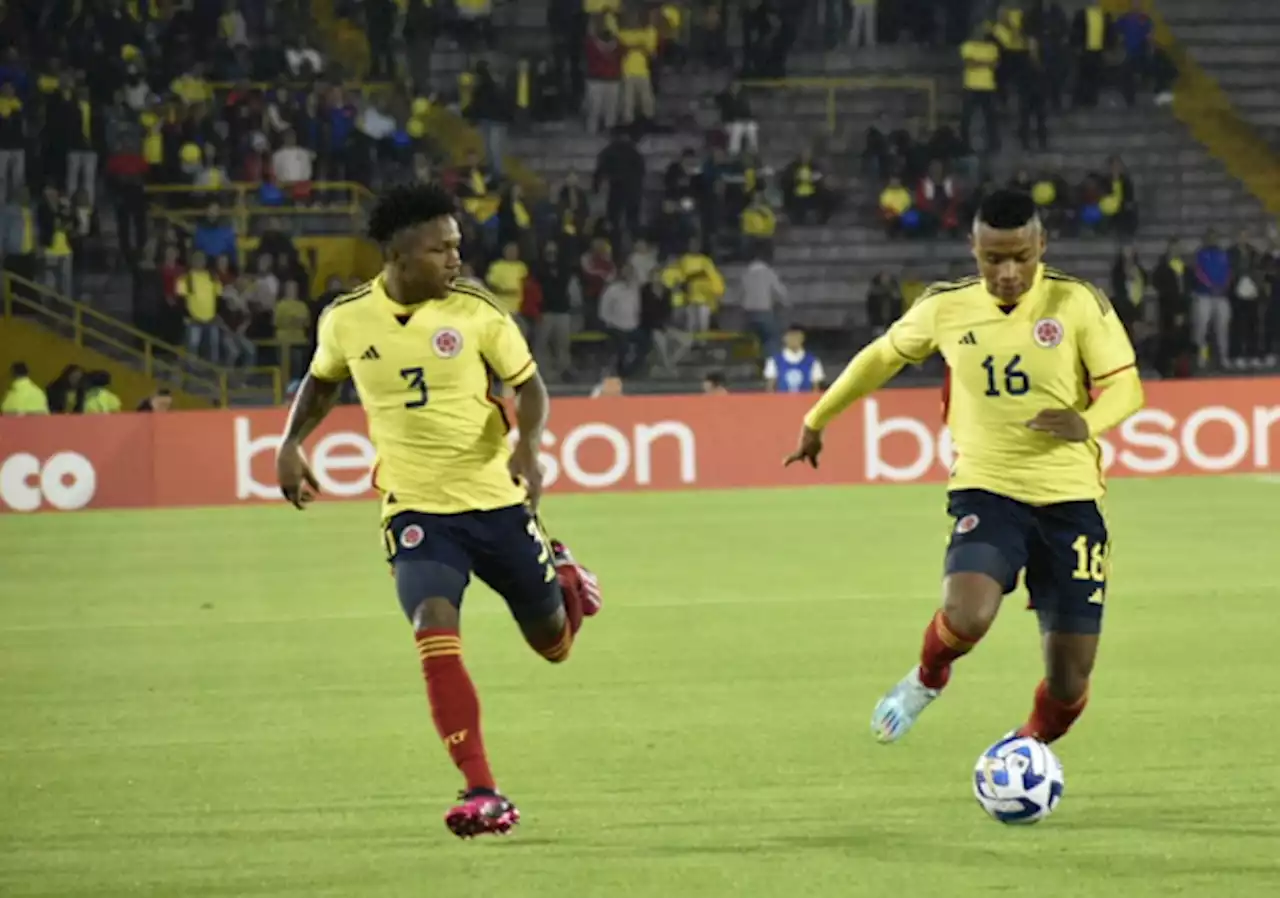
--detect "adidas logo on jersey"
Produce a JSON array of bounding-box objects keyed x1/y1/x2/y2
[
  {"x1": 959, "y1": 332, "x2": 978, "y2": 346},
  {"x1": 360, "y1": 346, "x2": 381, "y2": 361}
]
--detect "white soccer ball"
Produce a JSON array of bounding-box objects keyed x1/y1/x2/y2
[{"x1": 972, "y1": 734, "x2": 1065, "y2": 825}]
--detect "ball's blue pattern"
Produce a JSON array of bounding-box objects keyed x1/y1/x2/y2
[{"x1": 972, "y1": 735, "x2": 1065, "y2": 825}]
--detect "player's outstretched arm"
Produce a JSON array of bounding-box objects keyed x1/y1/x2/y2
[
  {"x1": 276, "y1": 373, "x2": 343, "y2": 509},
  {"x1": 784, "y1": 336, "x2": 909, "y2": 468},
  {"x1": 1081, "y1": 366, "x2": 1144, "y2": 437},
  {"x1": 510, "y1": 370, "x2": 550, "y2": 511}
]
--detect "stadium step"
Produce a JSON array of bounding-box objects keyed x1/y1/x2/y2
[
  {"x1": 1, "y1": 274, "x2": 280, "y2": 409},
  {"x1": 1146, "y1": 0, "x2": 1280, "y2": 213}
]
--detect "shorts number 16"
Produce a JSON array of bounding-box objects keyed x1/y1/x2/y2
[{"x1": 1070, "y1": 535, "x2": 1107, "y2": 583}]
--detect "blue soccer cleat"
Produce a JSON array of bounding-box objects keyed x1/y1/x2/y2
[{"x1": 870, "y1": 667, "x2": 941, "y2": 743}]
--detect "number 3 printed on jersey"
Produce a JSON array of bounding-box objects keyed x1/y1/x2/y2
[
  {"x1": 400, "y1": 366, "x2": 428, "y2": 408},
  {"x1": 981, "y1": 354, "x2": 1031, "y2": 397}
]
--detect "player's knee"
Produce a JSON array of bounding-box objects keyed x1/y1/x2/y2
[
  {"x1": 412, "y1": 597, "x2": 461, "y2": 632},
  {"x1": 942, "y1": 572, "x2": 1003, "y2": 636}
]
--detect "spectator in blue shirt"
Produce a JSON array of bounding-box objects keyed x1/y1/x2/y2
[
  {"x1": 0, "y1": 48, "x2": 29, "y2": 98},
  {"x1": 1116, "y1": 1, "x2": 1160, "y2": 107},
  {"x1": 193, "y1": 202, "x2": 238, "y2": 267},
  {"x1": 1115, "y1": 2, "x2": 1153, "y2": 60},
  {"x1": 1191, "y1": 229, "x2": 1231, "y2": 368}
]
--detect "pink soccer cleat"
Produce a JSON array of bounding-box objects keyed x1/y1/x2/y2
[
  {"x1": 444, "y1": 789, "x2": 520, "y2": 839},
  {"x1": 552, "y1": 539, "x2": 602, "y2": 626}
]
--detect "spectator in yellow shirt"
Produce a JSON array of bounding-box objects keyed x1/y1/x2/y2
[
  {"x1": 177, "y1": 251, "x2": 222, "y2": 363},
  {"x1": 273, "y1": 279, "x2": 313, "y2": 381},
  {"x1": 486, "y1": 242, "x2": 529, "y2": 316},
  {"x1": 1, "y1": 362, "x2": 49, "y2": 415},
  {"x1": 82, "y1": 371, "x2": 122, "y2": 413},
  {"x1": 782, "y1": 149, "x2": 835, "y2": 225},
  {"x1": 617, "y1": 12, "x2": 658, "y2": 124},
  {"x1": 676, "y1": 238, "x2": 725, "y2": 335},
  {"x1": 960, "y1": 24, "x2": 1001, "y2": 152},
  {"x1": 170, "y1": 64, "x2": 213, "y2": 106},
  {"x1": 740, "y1": 192, "x2": 777, "y2": 257},
  {"x1": 879, "y1": 175, "x2": 915, "y2": 236}
]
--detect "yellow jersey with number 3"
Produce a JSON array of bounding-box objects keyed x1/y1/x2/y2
[
  {"x1": 310, "y1": 275, "x2": 536, "y2": 519},
  {"x1": 884, "y1": 264, "x2": 1137, "y2": 504}
]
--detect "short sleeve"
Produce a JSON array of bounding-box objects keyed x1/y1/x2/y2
[
  {"x1": 810, "y1": 358, "x2": 826, "y2": 383},
  {"x1": 763, "y1": 357, "x2": 778, "y2": 380},
  {"x1": 484, "y1": 312, "x2": 537, "y2": 387},
  {"x1": 1077, "y1": 286, "x2": 1137, "y2": 381},
  {"x1": 884, "y1": 291, "x2": 940, "y2": 363},
  {"x1": 308, "y1": 307, "x2": 349, "y2": 382}
]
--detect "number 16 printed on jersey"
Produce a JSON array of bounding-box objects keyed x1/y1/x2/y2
[{"x1": 982, "y1": 354, "x2": 1031, "y2": 397}]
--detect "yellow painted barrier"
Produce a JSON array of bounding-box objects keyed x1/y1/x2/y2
[
  {"x1": 1107, "y1": 0, "x2": 1280, "y2": 215},
  {"x1": 2, "y1": 274, "x2": 281, "y2": 408}
]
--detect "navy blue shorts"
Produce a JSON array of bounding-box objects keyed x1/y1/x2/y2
[
  {"x1": 944, "y1": 489, "x2": 1109, "y2": 635},
  {"x1": 383, "y1": 504, "x2": 560, "y2": 624}
]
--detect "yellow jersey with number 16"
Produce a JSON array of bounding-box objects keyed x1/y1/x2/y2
[
  {"x1": 309, "y1": 276, "x2": 536, "y2": 520},
  {"x1": 884, "y1": 265, "x2": 1137, "y2": 505}
]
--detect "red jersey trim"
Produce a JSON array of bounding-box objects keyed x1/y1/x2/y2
[{"x1": 1091, "y1": 362, "x2": 1137, "y2": 382}]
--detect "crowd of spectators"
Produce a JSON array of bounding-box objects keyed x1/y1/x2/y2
[
  {"x1": 1, "y1": 0, "x2": 1272, "y2": 405},
  {"x1": 869, "y1": 1, "x2": 1176, "y2": 242},
  {"x1": 0, "y1": 0, "x2": 460, "y2": 378},
  {"x1": 0, "y1": 360, "x2": 173, "y2": 415}
]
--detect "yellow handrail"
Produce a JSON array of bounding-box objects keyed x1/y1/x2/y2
[
  {"x1": 743, "y1": 76, "x2": 939, "y2": 135},
  {"x1": 207, "y1": 81, "x2": 394, "y2": 95},
  {"x1": 146, "y1": 181, "x2": 375, "y2": 237},
  {"x1": 1, "y1": 273, "x2": 282, "y2": 407},
  {"x1": 146, "y1": 180, "x2": 377, "y2": 204},
  {"x1": 1103, "y1": 0, "x2": 1280, "y2": 215}
]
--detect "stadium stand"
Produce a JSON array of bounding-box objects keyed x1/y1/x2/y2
[
  {"x1": 1161, "y1": 0, "x2": 1280, "y2": 148},
  {"x1": 2, "y1": 0, "x2": 1279, "y2": 413}
]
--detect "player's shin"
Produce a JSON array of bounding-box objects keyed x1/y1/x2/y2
[
  {"x1": 1017, "y1": 679, "x2": 1089, "y2": 744},
  {"x1": 525, "y1": 610, "x2": 575, "y2": 663},
  {"x1": 918, "y1": 609, "x2": 985, "y2": 690},
  {"x1": 415, "y1": 627, "x2": 497, "y2": 792}
]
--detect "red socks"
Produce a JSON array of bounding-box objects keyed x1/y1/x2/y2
[
  {"x1": 415, "y1": 628, "x2": 495, "y2": 792},
  {"x1": 918, "y1": 610, "x2": 982, "y2": 690},
  {"x1": 1017, "y1": 679, "x2": 1089, "y2": 744}
]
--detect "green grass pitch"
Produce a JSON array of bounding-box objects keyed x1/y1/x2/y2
[{"x1": 2, "y1": 478, "x2": 1279, "y2": 897}]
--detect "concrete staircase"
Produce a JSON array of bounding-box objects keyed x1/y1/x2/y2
[
  {"x1": 509, "y1": 33, "x2": 1271, "y2": 330},
  {"x1": 730, "y1": 45, "x2": 1272, "y2": 327},
  {"x1": 1158, "y1": 0, "x2": 1280, "y2": 146}
]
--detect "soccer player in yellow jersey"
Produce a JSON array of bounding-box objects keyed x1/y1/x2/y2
[
  {"x1": 275, "y1": 184, "x2": 601, "y2": 839},
  {"x1": 786, "y1": 189, "x2": 1144, "y2": 747}
]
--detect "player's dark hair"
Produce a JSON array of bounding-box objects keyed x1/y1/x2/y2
[
  {"x1": 705, "y1": 371, "x2": 726, "y2": 388},
  {"x1": 368, "y1": 182, "x2": 457, "y2": 245},
  {"x1": 11, "y1": 361, "x2": 28, "y2": 377},
  {"x1": 975, "y1": 188, "x2": 1039, "y2": 230},
  {"x1": 786, "y1": 323, "x2": 804, "y2": 333}
]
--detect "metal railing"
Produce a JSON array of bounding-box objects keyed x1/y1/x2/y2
[
  {"x1": 2, "y1": 273, "x2": 282, "y2": 407},
  {"x1": 742, "y1": 76, "x2": 939, "y2": 135},
  {"x1": 146, "y1": 181, "x2": 376, "y2": 237}
]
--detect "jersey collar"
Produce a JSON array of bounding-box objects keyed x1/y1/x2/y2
[{"x1": 374, "y1": 274, "x2": 432, "y2": 318}]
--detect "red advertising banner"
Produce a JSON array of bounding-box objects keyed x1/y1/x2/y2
[{"x1": 3, "y1": 378, "x2": 1279, "y2": 512}]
